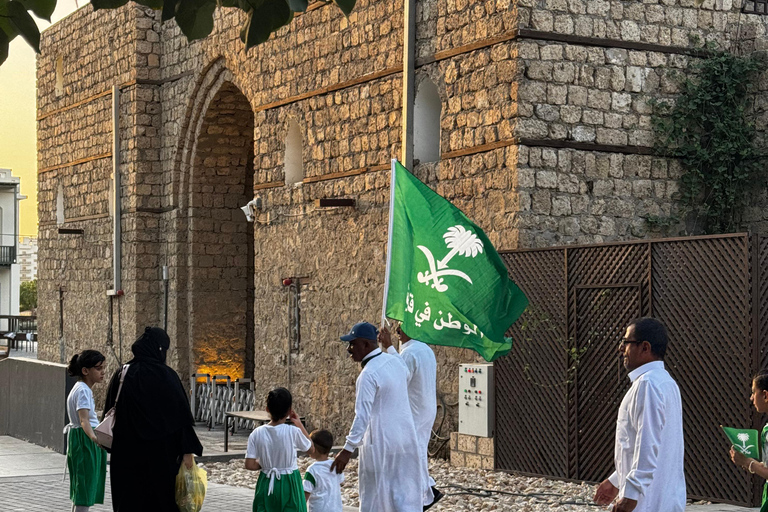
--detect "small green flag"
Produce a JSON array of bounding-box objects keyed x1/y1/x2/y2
[
  {"x1": 383, "y1": 160, "x2": 528, "y2": 361},
  {"x1": 722, "y1": 426, "x2": 760, "y2": 459}
]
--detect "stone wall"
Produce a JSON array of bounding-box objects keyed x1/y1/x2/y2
[{"x1": 37, "y1": 0, "x2": 768, "y2": 439}]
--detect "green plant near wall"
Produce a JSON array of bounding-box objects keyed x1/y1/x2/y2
[{"x1": 652, "y1": 48, "x2": 765, "y2": 234}]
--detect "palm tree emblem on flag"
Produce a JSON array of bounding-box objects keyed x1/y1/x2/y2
[
  {"x1": 416, "y1": 225, "x2": 484, "y2": 292},
  {"x1": 736, "y1": 432, "x2": 755, "y2": 455}
]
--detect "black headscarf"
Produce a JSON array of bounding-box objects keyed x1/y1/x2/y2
[{"x1": 105, "y1": 327, "x2": 196, "y2": 441}]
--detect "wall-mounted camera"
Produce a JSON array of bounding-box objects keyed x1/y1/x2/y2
[{"x1": 240, "y1": 197, "x2": 263, "y2": 222}]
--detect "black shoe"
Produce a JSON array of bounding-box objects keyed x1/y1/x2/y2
[{"x1": 423, "y1": 487, "x2": 444, "y2": 511}]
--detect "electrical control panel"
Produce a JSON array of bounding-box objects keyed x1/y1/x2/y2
[{"x1": 458, "y1": 363, "x2": 494, "y2": 437}]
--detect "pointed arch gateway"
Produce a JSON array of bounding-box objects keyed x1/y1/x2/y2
[{"x1": 172, "y1": 62, "x2": 256, "y2": 381}]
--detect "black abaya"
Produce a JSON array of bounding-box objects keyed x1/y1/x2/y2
[{"x1": 105, "y1": 327, "x2": 203, "y2": 512}]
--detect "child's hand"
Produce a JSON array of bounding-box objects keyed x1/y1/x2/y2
[{"x1": 287, "y1": 410, "x2": 302, "y2": 427}]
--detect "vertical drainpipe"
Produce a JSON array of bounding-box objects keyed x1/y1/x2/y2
[
  {"x1": 401, "y1": 0, "x2": 416, "y2": 172},
  {"x1": 112, "y1": 85, "x2": 122, "y2": 294},
  {"x1": 107, "y1": 85, "x2": 123, "y2": 363}
]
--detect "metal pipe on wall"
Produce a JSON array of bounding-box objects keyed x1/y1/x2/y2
[{"x1": 112, "y1": 85, "x2": 122, "y2": 293}]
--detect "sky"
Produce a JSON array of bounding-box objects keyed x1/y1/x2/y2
[{"x1": 0, "y1": 0, "x2": 82, "y2": 239}]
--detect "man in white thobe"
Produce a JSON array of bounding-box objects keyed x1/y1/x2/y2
[
  {"x1": 380, "y1": 324, "x2": 443, "y2": 509},
  {"x1": 332, "y1": 322, "x2": 424, "y2": 512},
  {"x1": 594, "y1": 317, "x2": 686, "y2": 512}
]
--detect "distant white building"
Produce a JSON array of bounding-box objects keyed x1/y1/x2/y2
[
  {"x1": 18, "y1": 237, "x2": 37, "y2": 283},
  {"x1": 0, "y1": 168, "x2": 25, "y2": 327}
]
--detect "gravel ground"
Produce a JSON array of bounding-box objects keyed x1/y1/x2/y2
[{"x1": 200, "y1": 457, "x2": 603, "y2": 510}]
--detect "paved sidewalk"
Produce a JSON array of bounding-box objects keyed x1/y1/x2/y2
[
  {"x1": 0, "y1": 435, "x2": 758, "y2": 512},
  {"x1": 0, "y1": 435, "x2": 356, "y2": 512}
]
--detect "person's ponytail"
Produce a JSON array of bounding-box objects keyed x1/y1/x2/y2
[{"x1": 67, "y1": 354, "x2": 81, "y2": 377}]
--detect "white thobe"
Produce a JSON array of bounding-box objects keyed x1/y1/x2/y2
[
  {"x1": 344, "y1": 349, "x2": 424, "y2": 512},
  {"x1": 387, "y1": 340, "x2": 437, "y2": 504},
  {"x1": 609, "y1": 361, "x2": 686, "y2": 512}
]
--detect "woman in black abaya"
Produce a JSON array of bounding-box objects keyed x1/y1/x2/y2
[{"x1": 105, "y1": 327, "x2": 203, "y2": 512}]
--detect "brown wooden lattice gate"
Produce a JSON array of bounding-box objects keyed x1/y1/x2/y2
[{"x1": 496, "y1": 233, "x2": 768, "y2": 506}]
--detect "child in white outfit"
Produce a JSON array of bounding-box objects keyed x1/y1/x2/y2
[
  {"x1": 304, "y1": 430, "x2": 344, "y2": 512},
  {"x1": 245, "y1": 387, "x2": 314, "y2": 512}
]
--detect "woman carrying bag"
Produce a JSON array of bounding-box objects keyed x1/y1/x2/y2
[{"x1": 105, "y1": 327, "x2": 203, "y2": 512}]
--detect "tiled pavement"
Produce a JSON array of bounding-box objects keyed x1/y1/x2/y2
[
  {"x1": 0, "y1": 436, "x2": 356, "y2": 512},
  {"x1": 0, "y1": 436, "x2": 759, "y2": 512},
  {"x1": 0, "y1": 472, "x2": 258, "y2": 511}
]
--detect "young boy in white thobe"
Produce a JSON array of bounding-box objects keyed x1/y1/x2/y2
[
  {"x1": 331, "y1": 322, "x2": 424, "y2": 512},
  {"x1": 304, "y1": 430, "x2": 344, "y2": 512}
]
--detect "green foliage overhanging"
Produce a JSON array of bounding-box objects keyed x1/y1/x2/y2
[
  {"x1": 19, "y1": 279, "x2": 36, "y2": 312},
  {"x1": 0, "y1": 0, "x2": 356, "y2": 66},
  {"x1": 652, "y1": 49, "x2": 765, "y2": 234}
]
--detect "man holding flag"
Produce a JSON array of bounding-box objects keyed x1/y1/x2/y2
[{"x1": 379, "y1": 324, "x2": 443, "y2": 509}]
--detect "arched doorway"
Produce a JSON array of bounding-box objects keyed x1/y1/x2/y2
[{"x1": 187, "y1": 81, "x2": 255, "y2": 379}]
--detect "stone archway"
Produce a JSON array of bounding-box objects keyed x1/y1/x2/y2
[{"x1": 187, "y1": 81, "x2": 255, "y2": 379}]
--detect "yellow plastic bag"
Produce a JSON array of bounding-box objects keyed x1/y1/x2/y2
[{"x1": 175, "y1": 459, "x2": 207, "y2": 512}]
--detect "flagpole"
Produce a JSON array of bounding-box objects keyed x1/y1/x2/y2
[{"x1": 381, "y1": 159, "x2": 398, "y2": 327}]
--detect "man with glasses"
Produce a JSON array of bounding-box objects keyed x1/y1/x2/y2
[{"x1": 593, "y1": 317, "x2": 686, "y2": 512}]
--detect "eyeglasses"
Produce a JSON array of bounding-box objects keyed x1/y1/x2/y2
[{"x1": 619, "y1": 338, "x2": 644, "y2": 349}]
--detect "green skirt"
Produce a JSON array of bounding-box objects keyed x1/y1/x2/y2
[
  {"x1": 67, "y1": 427, "x2": 107, "y2": 507},
  {"x1": 762, "y1": 482, "x2": 768, "y2": 512},
  {"x1": 253, "y1": 469, "x2": 307, "y2": 512}
]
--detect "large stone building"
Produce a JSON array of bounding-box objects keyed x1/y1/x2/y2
[
  {"x1": 18, "y1": 237, "x2": 38, "y2": 283},
  {"x1": 37, "y1": 0, "x2": 768, "y2": 438}
]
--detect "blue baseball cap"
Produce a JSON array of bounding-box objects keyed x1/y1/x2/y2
[{"x1": 340, "y1": 322, "x2": 378, "y2": 342}]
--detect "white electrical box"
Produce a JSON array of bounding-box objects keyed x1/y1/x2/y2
[{"x1": 458, "y1": 363, "x2": 494, "y2": 437}]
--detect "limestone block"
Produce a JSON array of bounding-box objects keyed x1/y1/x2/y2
[
  {"x1": 552, "y1": 196, "x2": 571, "y2": 216},
  {"x1": 536, "y1": 170, "x2": 558, "y2": 189},
  {"x1": 450, "y1": 450, "x2": 466, "y2": 467},
  {"x1": 593, "y1": 179, "x2": 614, "y2": 196},
  {"x1": 611, "y1": 92, "x2": 632, "y2": 113},
  {"x1": 465, "y1": 453, "x2": 483, "y2": 469},
  {"x1": 477, "y1": 437, "x2": 494, "y2": 456},
  {"x1": 596, "y1": 128, "x2": 628, "y2": 146},
  {"x1": 535, "y1": 104, "x2": 560, "y2": 122},
  {"x1": 458, "y1": 433, "x2": 478, "y2": 453},
  {"x1": 626, "y1": 67, "x2": 645, "y2": 92},
  {"x1": 560, "y1": 105, "x2": 582, "y2": 124}
]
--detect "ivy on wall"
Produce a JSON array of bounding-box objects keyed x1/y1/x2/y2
[{"x1": 652, "y1": 48, "x2": 765, "y2": 234}]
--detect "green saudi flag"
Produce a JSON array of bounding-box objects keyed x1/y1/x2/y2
[
  {"x1": 722, "y1": 426, "x2": 760, "y2": 459},
  {"x1": 383, "y1": 160, "x2": 528, "y2": 361}
]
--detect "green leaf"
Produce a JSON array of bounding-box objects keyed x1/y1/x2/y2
[
  {"x1": 0, "y1": 1, "x2": 40, "y2": 52},
  {"x1": 175, "y1": 0, "x2": 216, "y2": 40},
  {"x1": 15, "y1": 0, "x2": 55, "y2": 21},
  {"x1": 91, "y1": 0, "x2": 131, "y2": 9},
  {"x1": 242, "y1": 0, "x2": 292, "y2": 51},
  {"x1": 332, "y1": 0, "x2": 355, "y2": 16},
  {"x1": 286, "y1": 0, "x2": 308, "y2": 11}
]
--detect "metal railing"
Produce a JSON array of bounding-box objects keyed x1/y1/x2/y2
[
  {"x1": 190, "y1": 374, "x2": 257, "y2": 432},
  {"x1": 0, "y1": 246, "x2": 16, "y2": 266}
]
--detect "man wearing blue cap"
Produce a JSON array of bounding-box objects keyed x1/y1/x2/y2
[{"x1": 331, "y1": 322, "x2": 424, "y2": 512}]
